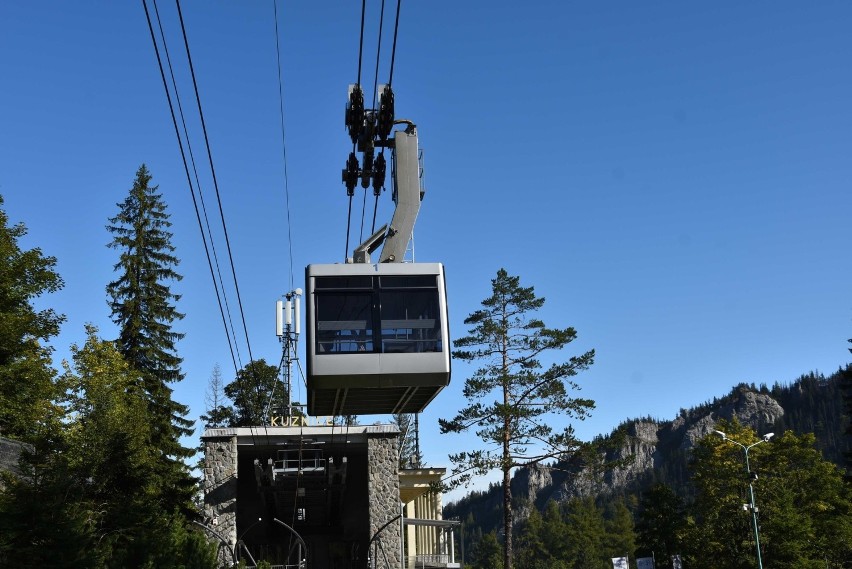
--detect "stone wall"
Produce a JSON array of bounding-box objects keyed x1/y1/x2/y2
[
  {"x1": 367, "y1": 432, "x2": 402, "y2": 569},
  {"x1": 202, "y1": 433, "x2": 238, "y2": 562}
]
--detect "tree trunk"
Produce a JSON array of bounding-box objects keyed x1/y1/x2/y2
[{"x1": 503, "y1": 462, "x2": 512, "y2": 569}]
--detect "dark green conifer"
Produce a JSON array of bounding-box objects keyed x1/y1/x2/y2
[{"x1": 106, "y1": 165, "x2": 195, "y2": 515}]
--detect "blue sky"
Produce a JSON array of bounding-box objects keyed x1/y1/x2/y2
[{"x1": 2, "y1": 2, "x2": 850, "y2": 500}]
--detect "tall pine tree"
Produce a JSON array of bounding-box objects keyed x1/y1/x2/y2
[
  {"x1": 440, "y1": 268, "x2": 596, "y2": 569},
  {"x1": 106, "y1": 165, "x2": 195, "y2": 515}
]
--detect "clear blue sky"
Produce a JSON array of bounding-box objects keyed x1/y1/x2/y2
[{"x1": 2, "y1": 2, "x2": 850, "y2": 500}]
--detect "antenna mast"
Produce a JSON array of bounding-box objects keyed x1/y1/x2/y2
[{"x1": 276, "y1": 288, "x2": 302, "y2": 420}]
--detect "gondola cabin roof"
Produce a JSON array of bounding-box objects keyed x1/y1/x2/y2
[{"x1": 305, "y1": 262, "x2": 450, "y2": 416}]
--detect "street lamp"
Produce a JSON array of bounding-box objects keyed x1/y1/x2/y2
[{"x1": 713, "y1": 429, "x2": 774, "y2": 569}]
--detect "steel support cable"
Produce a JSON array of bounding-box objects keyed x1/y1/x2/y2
[
  {"x1": 359, "y1": 186, "x2": 368, "y2": 243},
  {"x1": 345, "y1": 196, "x2": 354, "y2": 261},
  {"x1": 361, "y1": 0, "x2": 386, "y2": 242},
  {"x1": 142, "y1": 0, "x2": 240, "y2": 379},
  {"x1": 357, "y1": 0, "x2": 366, "y2": 86},
  {"x1": 273, "y1": 0, "x2": 295, "y2": 292},
  {"x1": 346, "y1": 0, "x2": 368, "y2": 260},
  {"x1": 388, "y1": 0, "x2": 402, "y2": 88},
  {"x1": 144, "y1": 0, "x2": 260, "y2": 450},
  {"x1": 151, "y1": 0, "x2": 243, "y2": 374},
  {"x1": 371, "y1": 0, "x2": 386, "y2": 111},
  {"x1": 175, "y1": 1, "x2": 263, "y2": 400}
]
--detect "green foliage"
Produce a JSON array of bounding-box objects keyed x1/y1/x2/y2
[
  {"x1": 604, "y1": 500, "x2": 636, "y2": 562},
  {"x1": 61, "y1": 326, "x2": 160, "y2": 562},
  {"x1": 0, "y1": 450, "x2": 100, "y2": 567},
  {"x1": 224, "y1": 358, "x2": 285, "y2": 426},
  {"x1": 635, "y1": 483, "x2": 685, "y2": 561},
  {"x1": 1, "y1": 328, "x2": 219, "y2": 568},
  {"x1": 514, "y1": 500, "x2": 571, "y2": 568},
  {"x1": 454, "y1": 372, "x2": 851, "y2": 568},
  {"x1": 440, "y1": 268, "x2": 595, "y2": 569},
  {"x1": 563, "y1": 497, "x2": 608, "y2": 569},
  {"x1": 0, "y1": 194, "x2": 65, "y2": 441},
  {"x1": 513, "y1": 495, "x2": 637, "y2": 569},
  {"x1": 468, "y1": 530, "x2": 503, "y2": 569},
  {"x1": 685, "y1": 420, "x2": 852, "y2": 568},
  {"x1": 106, "y1": 165, "x2": 195, "y2": 516}
]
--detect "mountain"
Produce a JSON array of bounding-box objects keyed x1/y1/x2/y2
[{"x1": 444, "y1": 367, "x2": 851, "y2": 538}]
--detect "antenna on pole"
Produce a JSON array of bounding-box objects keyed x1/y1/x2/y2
[{"x1": 276, "y1": 288, "x2": 302, "y2": 421}]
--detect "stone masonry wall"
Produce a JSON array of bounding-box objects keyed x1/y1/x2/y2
[
  {"x1": 203, "y1": 434, "x2": 238, "y2": 561},
  {"x1": 367, "y1": 433, "x2": 402, "y2": 569}
]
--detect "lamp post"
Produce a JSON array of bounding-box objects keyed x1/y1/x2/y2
[{"x1": 713, "y1": 430, "x2": 774, "y2": 569}]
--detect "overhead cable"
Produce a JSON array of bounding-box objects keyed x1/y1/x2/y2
[
  {"x1": 175, "y1": 0, "x2": 260, "y2": 375},
  {"x1": 142, "y1": 0, "x2": 241, "y2": 376},
  {"x1": 151, "y1": 0, "x2": 244, "y2": 374},
  {"x1": 273, "y1": 0, "x2": 295, "y2": 292}
]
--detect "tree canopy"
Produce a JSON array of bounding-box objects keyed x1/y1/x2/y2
[
  {"x1": 0, "y1": 194, "x2": 64, "y2": 441},
  {"x1": 686, "y1": 420, "x2": 852, "y2": 568},
  {"x1": 440, "y1": 268, "x2": 595, "y2": 569},
  {"x1": 224, "y1": 358, "x2": 286, "y2": 426},
  {"x1": 106, "y1": 165, "x2": 195, "y2": 516}
]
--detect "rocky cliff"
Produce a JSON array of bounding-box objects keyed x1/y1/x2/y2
[
  {"x1": 445, "y1": 372, "x2": 850, "y2": 543},
  {"x1": 509, "y1": 387, "x2": 786, "y2": 508}
]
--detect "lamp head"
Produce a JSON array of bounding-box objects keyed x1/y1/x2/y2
[
  {"x1": 763, "y1": 432, "x2": 775, "y2": 442},
  {"x1": 713, "y1": 430, "x2": 727, "y2": 440}
]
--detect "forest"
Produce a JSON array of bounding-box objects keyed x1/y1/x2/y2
[{"x1": 0, "y1": 170, "x2": 219, "y2": 567}]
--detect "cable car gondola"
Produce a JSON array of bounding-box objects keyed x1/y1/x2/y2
[{"x1": 306, "y1": 262, "x2": 450, "y2": 416}]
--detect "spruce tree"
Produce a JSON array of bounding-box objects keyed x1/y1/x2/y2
[
  {"x1": 106, "y1": 165, "x2": 195, "y2": 515},
  {"x1": 439, "y1": 268, "x2": 595, "y2": 569}
]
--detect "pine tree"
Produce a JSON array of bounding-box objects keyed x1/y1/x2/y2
[
  {"x1": 604, "y1": 500, "x2": 636, "y2": 563},
  {"x1": 0, "y1": 194, "x2": 64, "y2": 441},
  {"x1": 469, "y1": 530, "x2": 504, "y2": 569},
  {"x1": 563, "y1": 497, "x2": 608, "y2": 569},
  {"x1": 541, "y1": 499, "x2": 569, "y2": 563},
  {"x1": 106, "y1": 165, "x2": 195, "y2": 515},
  {"x1": 439, "y1": 268, "x2": 596, "y2": 569}
]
